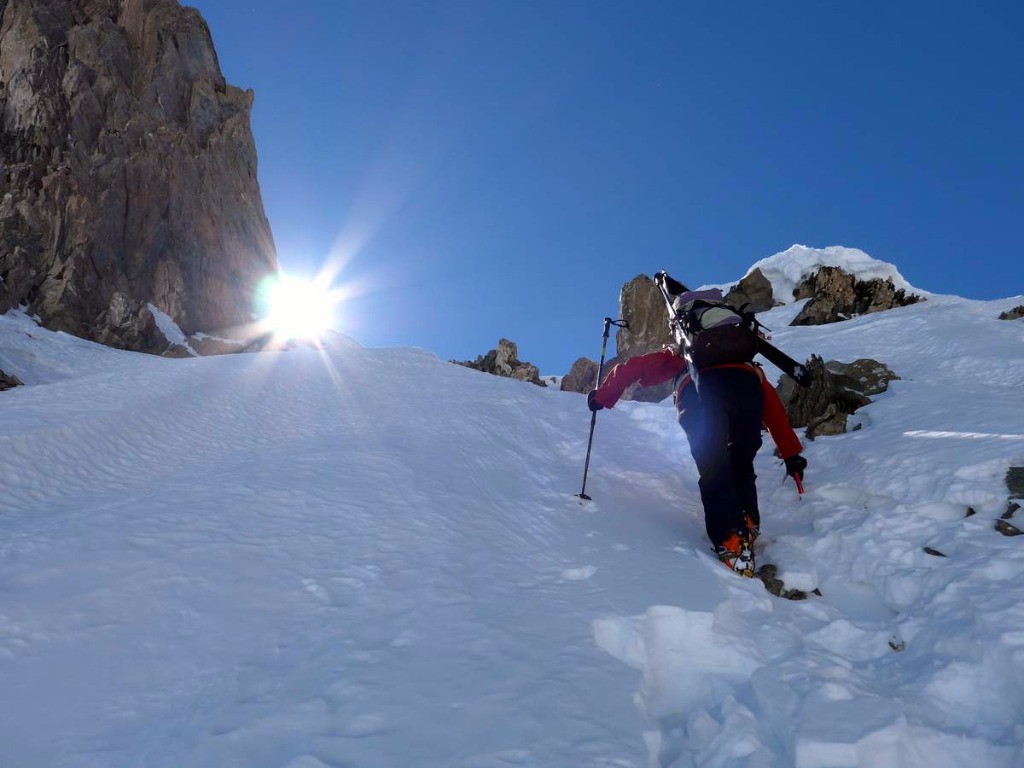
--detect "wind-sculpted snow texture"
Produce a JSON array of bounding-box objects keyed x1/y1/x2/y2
[{"x1": 2, "y1": 283, "x2": 1024, "y2": 766}]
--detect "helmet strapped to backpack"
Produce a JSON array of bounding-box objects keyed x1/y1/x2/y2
[{"x1": 671, "y1": 288, "x2": 758, "y2": 371}]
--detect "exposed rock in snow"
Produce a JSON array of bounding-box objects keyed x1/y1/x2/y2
[
  {"x1": 791, "y1": 266, "x2": 923, "y2": 326},
  {"x1": 146, "y1": 302, "x2": 201, "y2": 358},
  {"x1": 560, "y1": 354, "x2": 665, "y2": 405},
  {"x1": 454, "y1": 338, "x2": 546, "y2": 386},
  {"x1": 724, "y1": 267, "x2": 776, "y2": 313},
  {"x1": 1007, "y1": 467, "x2": 1024, "y2": 499},
  {"x1": 999, "y1": 305, "x2": 1024, "y2": 320},
  {"x1": 570, "y1": 247, "x2": 923, "y2": 403},
  {"x1": 611, "y1": 275, "x2": 675, "y2": 402},
  {"x1": 616, "y1": 274, "x2": 674, "y2": 361},
  {"x1": 757, "y1": 563, "x2": 810, "y2": 600},
  {"x1": 777, "y1": 355, "x2": 880, "y2": 438},
  {"x1": 743, "y1": 245, "x2": 917, "y2": 305},
  {"x1": 824, "y1": 358, "x2": 900, "y2": 397},
  {"x1": 93, "y1": 293, "x2": 165, "y2": 354},
  {"x1": 995, "y1": 519, "x2": 1022, "y2": 536},
  {"x1": 561, "y1": 357, "x2": 600, "y2": 394},
  {"x1": 0, "y1": 369, "x2": 23, "y2": 391}
]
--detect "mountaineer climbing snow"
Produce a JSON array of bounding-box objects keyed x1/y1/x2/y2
[{"x1": 587, "y1": 272, "x2": 808, "y2": 576}]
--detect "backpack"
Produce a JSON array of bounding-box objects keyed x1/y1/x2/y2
[{"x1": 671, "y1": 288, "x2": 758, "y2": 371}]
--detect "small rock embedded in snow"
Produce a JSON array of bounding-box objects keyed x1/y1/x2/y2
[
  {"x1": 1006, "y1": 467, "x2": 1024, "y2": 498},
  {"x1": 995, "y1": 520, "x2": 1022, "y2": 537},
  {"x1": 0, "y1": 370, "x2": 23, "y2": 391}
]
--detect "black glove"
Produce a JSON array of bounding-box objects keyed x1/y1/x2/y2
[
  {"x1": 587, "y1": 390, "x2": 604, "y2": 412},
  {"x1": 784, "y1": 454, "x2": 807, "y2": 480}
]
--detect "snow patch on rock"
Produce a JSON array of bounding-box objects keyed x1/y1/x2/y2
[
  {"x1": 147, "y1": 303, "x2": 197, "y2": 355},
  {"x1": 746, "y1": 245, "x2": 919, "y2": 305}
]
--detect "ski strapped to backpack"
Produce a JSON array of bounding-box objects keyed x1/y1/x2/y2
[{"x1": 653, "y1": 270, "x2": 814, "y2": 389}]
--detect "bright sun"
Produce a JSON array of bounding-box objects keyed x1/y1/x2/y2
[{"x1": 260, "y1": 274, "x2": 339, "y2": 341}]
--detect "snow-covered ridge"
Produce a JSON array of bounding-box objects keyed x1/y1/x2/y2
[
  {"x1": 320, "y1": 329, "x2": 363, "y2": 349},
  {"x1": 747, "y1": 244, "x2": 919, "y2": 305}
]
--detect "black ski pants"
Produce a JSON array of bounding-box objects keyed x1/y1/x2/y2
[{"x1": 676, "y1": 368, "x2": 764, "y2": 548}]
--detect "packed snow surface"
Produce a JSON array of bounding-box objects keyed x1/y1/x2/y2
[{"x1": 2, "y1": 275, "x2": 1024, "y2": 766}]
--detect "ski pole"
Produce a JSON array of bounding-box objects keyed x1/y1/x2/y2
[{"x1": 577, "y1": 316, "x2": 628, "y2": 501}]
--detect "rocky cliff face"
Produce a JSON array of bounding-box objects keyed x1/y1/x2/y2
[
  {"x1": 0, "y1": 0, "x2": 277, "y2": 351},
  {"x1": 615, "y1": 274, "x2": 674, "y2": 362},
  {"x1": 612, "y1": 274, "x2": 675, "y2": 402}
]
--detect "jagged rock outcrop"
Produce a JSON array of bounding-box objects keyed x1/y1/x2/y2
[
  {"x1": 791, "y1": 267, "x2": 922, "y2": 326},
  {"x1": 998, "y1": 474, "x2": 1023, "y2": 536},
  {"x1": 561, "y1": 357, "x2": 601, "y2": 394},
  {"x1": 567, "y1": 262, "x2": 918, "y2": 404},
  {"x1": 609, "y1": 274, "x2": 675, "y2": 402},
  {"x1": 724, "y1": 267, "x2": 776, "y2": 313},
  {"x1": 777, "y1": 355, "x2": 896, "y2": 439},
  {"x1": 1007, "y1": 467, "x2": 1024, "y2": 499},
  {"x1": 455, "y1": 339, "x2": 546, "y2": 387},
  {"x1": 0, "y1": 0, "x2": 277, "y2": 352},
  {"x1": 0, "y1": 368, "x2": 23, "y2": 390},
  {"x1": 616, "y1": 275, "x2": 674, "y2": 361},
  {"x1": 559, "y1": 354, "x2": 672, "y2": 404},
  {"x1": 999, "y1": 305, "x2": 1024, "y2": 321},
  {"x1": 94, "y1": 292, "x2": 164, "y2": 353}
]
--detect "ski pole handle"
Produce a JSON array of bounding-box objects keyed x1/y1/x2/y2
[{"x1": 597, "y1": 317, "x2": 628, "y2": 378}]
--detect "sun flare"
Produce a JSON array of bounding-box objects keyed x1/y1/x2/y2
[{"x1": 259, "y1": 273, "x2": 339, "y2": 341}]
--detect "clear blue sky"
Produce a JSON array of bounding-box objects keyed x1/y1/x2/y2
[{"x1": 188, "y1": 0, "x2": 1022, "y2": 374}]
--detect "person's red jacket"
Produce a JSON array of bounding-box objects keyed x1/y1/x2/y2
[{"x1": 592, "y1": 348, "x2": 803, "y2": 459}]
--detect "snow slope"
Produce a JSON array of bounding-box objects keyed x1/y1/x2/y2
[{"x1": 1, "y1": 275, "x2": 1023, "y2": 767}]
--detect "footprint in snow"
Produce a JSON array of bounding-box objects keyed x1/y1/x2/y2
[
  {"x1": 562, "y1": 565, "x2": 597, "y2": 581},
  {"x1": 339, "y1": 713, "x2": 390, "y2": 737},
  {"x1": 301, "y1": 578, "x2": 332, "y2": 605},
  {"x1": 284, "y1": 758, "x2": 330, "y2": 768}
]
